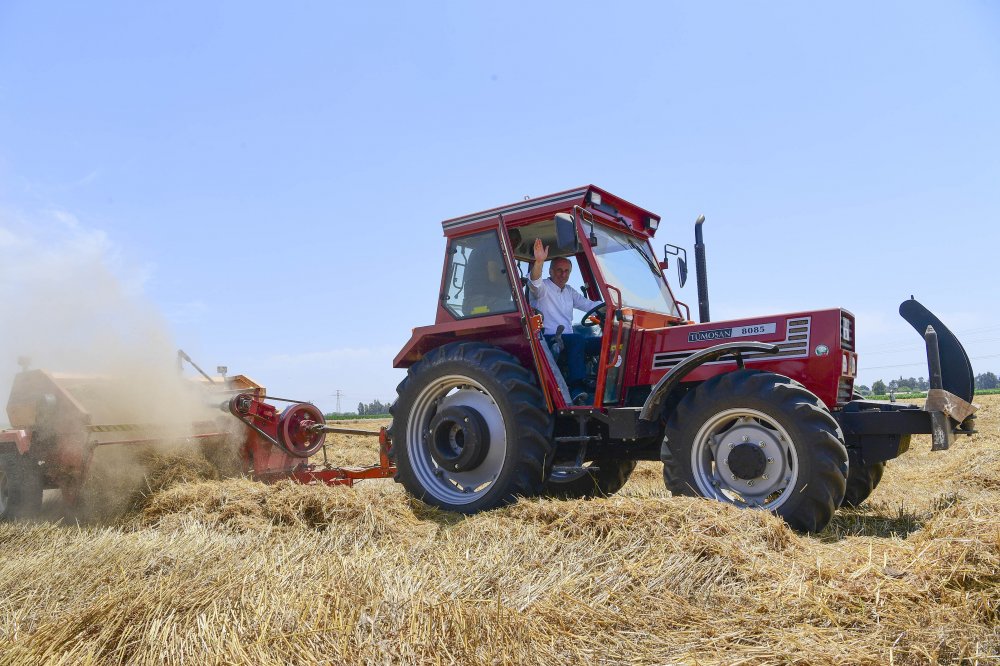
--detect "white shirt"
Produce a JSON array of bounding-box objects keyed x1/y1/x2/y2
[{"x1": 528, "y1": 277, "x2": 603, "y2": 335}]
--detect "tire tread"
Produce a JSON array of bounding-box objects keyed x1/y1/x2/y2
[
  {"x1": 390, "y1": 342, "x2": 552, "y2": 512},
  {"x1": 662, "y1": 370, "x2": 848, "y2": 532}
]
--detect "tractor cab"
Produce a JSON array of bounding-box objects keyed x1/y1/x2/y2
[
  {"x1": 397, "y1": 185, "x2": 691, "y2": 412},
  {"x1": 506, "y1": 209, "x2": 689, "y2": 407}
]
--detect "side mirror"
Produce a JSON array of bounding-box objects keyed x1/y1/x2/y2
[
  {"x1": 553, "y1": 213, "x2": 579, "y2": 253},
  {"x1": 662, "y1": 243, "x2": 688, "y2": 288}
]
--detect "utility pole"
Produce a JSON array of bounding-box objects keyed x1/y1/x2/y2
[{"x1": 332, "y1": 390, "x2": 344, "y2": 413}]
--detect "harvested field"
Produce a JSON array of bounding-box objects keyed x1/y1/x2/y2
[{"x1": 0, "y1": 402, "x2": 997, "y2": 665}]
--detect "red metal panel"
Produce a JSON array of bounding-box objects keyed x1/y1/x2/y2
[
  {"x1": 0, "y1": 429, "x2": 29, "y2": 455},
  {"x1": 393, "y1": 314, "x2": 525, "y2": 368},
  {"x1": 441, "y1": 187, "x2": 590, "y2": 236},
  {"x1": 633, "y1": 309, "x2": 848, "y2": 408}
]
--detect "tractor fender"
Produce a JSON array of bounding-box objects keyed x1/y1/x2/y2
[
  {"x1": 0, "y1": 429, "x2": 31, "y2": 456},
  {"x1": 639, "y1": 341, "x2": 780, "y2": 422}
]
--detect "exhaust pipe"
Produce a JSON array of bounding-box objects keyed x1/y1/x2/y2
[{"x1": 694, "y1": 215, "x2": 710, "y2": 323}]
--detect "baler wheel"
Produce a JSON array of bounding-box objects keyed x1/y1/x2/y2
[
  {"x1": 0, "y1": 454, "x2": 43, "y2": 521},
  {"x1": 841, "y1": 461, "x2": 885, "y2": 508},
  {"x1": 662, "y1": 370, "x2": 848, "y2": 533},
  {"x1": 390, "y1": 342, "x2": 553, "y2": 513},
  {"x1": 544, "y1": 459, "x2": 637, "y2": 499}
]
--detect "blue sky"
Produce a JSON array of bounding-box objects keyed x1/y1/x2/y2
[{"x1": 1, "y1": 1, "x2": 998, "y2": 413}]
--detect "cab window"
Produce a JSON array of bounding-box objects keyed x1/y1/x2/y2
[{"x1": 442, "y1": 231, "x2": 517, "y2": 318}]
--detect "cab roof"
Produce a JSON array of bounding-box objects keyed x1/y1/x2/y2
[{"x1": 440, "y1": 185, "x2": 662, "y2": 239}]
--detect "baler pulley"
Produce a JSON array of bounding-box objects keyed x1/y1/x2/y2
[{"x1": 226, "y1": 393, "x2": 326, "y2": 458}]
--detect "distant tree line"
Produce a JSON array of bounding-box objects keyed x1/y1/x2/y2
[
  {"x1": 357, "y1": 399, "x2": 392, "y2": 416},
  {"x1": 857, "y1": 371, "x2": 998, "y2": 396},
  {"x1": 974, "y1": 371, "x2": 999, "y2": 390}
]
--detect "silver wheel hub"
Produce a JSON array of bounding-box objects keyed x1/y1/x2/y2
[
  {"x1": 406, "y1": 375, "x2": 507, "y2": 505},
  {"x1": 691, "y1": 408, "x2": 798, "y2": 510}
]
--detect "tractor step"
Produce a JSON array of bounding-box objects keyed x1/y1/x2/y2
[{"x1": 551, "y1": 465, "x2": 599, "y2": 474}]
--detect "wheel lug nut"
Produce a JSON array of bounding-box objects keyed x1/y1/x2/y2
[
  {"x1": 747, "y1": 480, "x2": 755, "y2": 487},
  {"x1": 728, "y1": 442, "x2": 735, "y2": 448},
  {"x1": 742, "y1": 436, "x2": 749, "y2": 442},
  {"x1": 758, "y1": 441, "x2": 766, "y2": 448},
  {"x1": 761, "y1": 474, "x2": 768, "y2": 480},
  {"x1": 767, "y1": 457, "x2": 774, "y2": 464}
]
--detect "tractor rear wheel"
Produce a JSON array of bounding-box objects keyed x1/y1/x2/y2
[
  {"x1": 0, "y1": 454, "x2": 43, "y2": 521},
  {"x1": 544, "y1": 459, "x2": 636, "y2": 498},
  {"x1": 662, "y1": 370, "x2": 848, "y2": 532},
  {"x1": 841, "y1": 461, "x2": 885, "y2": 508},
  {"x1": 390, "y1": 342, "x2": 553, "y2": 513}
]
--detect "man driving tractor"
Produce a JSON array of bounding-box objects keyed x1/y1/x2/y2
[{"x1": 528, "y1": 237, "x2": 602, "y2": 404}]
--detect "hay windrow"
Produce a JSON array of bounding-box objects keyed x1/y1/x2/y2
[
  {"x1": 141, "y1": 478, "x2": 436, "y2": 546},
  {"x1": 74, "y1": 445, "x2": 222, "y2": 522},
  {"x1": 501, "y1": 495, "x2": 798, "y2": 551},
  {"x1": 0, "y1": 397, "x2": 996, "y2": 664}
]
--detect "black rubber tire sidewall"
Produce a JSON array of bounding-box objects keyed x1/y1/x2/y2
[
  {"x1": 0, "y1": 453, "x2": 43, "y2": 521},
  {"x1": 842, "y1": 460, "x2": 885, "y2": 508},
  {"x1": 390, "y1": 342, "x2": 552, "y2": 513},
  {"x1": 662, "y1": 370, "x2": 848, "y2": 533}
]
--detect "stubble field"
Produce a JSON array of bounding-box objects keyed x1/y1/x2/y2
[{"x1": 0, "y1": 397, "x2": 996, "y2": 665}]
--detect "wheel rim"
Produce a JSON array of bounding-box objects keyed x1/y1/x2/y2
[
  {"x1": 690, "y1": 408, "x2": 798, "y2": 511},
  {"x1": 0, "y1": 468, "x2": 9, "y2": 516},
  {"x1": 406, "y1": 374, "x2": 507, "y2": 505}
]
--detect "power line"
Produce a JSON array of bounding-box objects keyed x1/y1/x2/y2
[
  {"x1": 861, "y1": 324, "x2": 1000, "y2": 354},
  {"x1": 860, "y1": 352, "x2": 1000, "y2": 372},
  {"x1": 863, "y1": 335, "x2": 1000, "y2": 356}
]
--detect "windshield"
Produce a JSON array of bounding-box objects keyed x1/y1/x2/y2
[{"x1": 591, "y1": 224, "x2": 680, "y2": 316}]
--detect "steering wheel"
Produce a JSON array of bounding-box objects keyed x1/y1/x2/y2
[{"x1": 580, "y1": 302, "x2": 607, "y2": 328}]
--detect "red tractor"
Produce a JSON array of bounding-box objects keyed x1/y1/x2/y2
[{"x1": 390, "y1": 186, "x2": 977, "y2": 531}]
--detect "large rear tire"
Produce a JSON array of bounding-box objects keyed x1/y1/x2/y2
[
  {"x1": 662, "y1": 370, "x2": 848, "y2": 532},
  {"x1": 544, "y1": 459, "x2": 637, "y2": 499},
  {"x1": 0, "y1": 453, "x2": 43, "y2": 521},
  {"x1": 390, "y1": 342, "x2": 553, "y2": 513}
]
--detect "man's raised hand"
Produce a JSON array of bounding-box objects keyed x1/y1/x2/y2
[{"x1": 533, "y1": 238, "x2": 549, "y2": 264}]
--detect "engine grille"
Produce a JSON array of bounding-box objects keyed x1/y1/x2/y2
[{"x1": 652, "y1": 317, "x2": 811, "y2": 371}]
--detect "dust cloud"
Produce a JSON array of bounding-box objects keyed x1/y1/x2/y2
[{"x1": 0, "y1": 211, "x2": 241, "y2": 520}]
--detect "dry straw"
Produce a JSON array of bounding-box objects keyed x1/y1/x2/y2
[{"x1": 0, "y1": 408, "x2": 996, "y2": 664}]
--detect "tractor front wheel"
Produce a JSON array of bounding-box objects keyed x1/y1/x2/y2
[
  {"x1": 0, "y1": 454, "x2": 43, "y2": 521},
  {"x1": 662, "y1": 370, "x2": 848, "y2": 532},
  {"x1": 390, "y1": 342, "x2": 553, "y2": 513}
]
